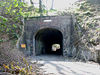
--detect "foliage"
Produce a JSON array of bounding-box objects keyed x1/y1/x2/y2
[
  {"x1": 74, "y1": 1, "x2": 100, "y2": 45},
  {"x1": 0, "y1": 1, "x2": 44, "y2": 74},
  {"x1": 0, "y1": 38, "x2": 4, "y2": 43},
  {"x1": 0, "y1": 0, "x2": 25, "y2": 40},
  {"x1": 0, "y1": 58, "x2": 34, "y2": 75},
  {"x1": 68, "y1": 1, "x2": 100, "y2": 46},
  {"x1": 0, "y1": 0, "x2": 51, "y2": 41}
]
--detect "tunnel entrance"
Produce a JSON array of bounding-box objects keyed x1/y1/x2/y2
[{"x1": 35, "y1": 28, "x2": 63, "y2": 55}]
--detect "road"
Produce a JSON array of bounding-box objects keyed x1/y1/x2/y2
[{"x1": 30, "y1": 55, "x2": 100, "y2": 75}]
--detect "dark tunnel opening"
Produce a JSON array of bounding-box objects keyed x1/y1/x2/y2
[{"x1": 35, "y1": 28, "x2": 63, "y2": 55}]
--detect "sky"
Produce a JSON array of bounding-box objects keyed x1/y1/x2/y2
[
  {"x1": 43, "y1": 0, "x2": 78, "y2": 10},
  {"x1": 24, "y1": 0, "x2": 78, "y2": 11}
]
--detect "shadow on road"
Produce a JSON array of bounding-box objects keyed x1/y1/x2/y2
[{"x1": 29, "y1": 55, "x2": 100, "y2": 75}]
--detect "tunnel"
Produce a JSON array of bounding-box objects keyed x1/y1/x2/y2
[{"x1": 35, "y1": 28, "x2": 63, "y2": 55}]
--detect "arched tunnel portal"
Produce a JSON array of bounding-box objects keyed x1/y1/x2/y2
[{"x1": 35, "y1": 28, "x2": 63, "y2": 55}]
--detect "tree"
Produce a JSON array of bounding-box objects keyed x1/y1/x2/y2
[{"x1": 39, "y1": 0, "x2": 43, "y2": 16}]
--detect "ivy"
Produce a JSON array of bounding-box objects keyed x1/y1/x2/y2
[{"x1": 0, "y1": 0, "x2": 25, "y2": 39}]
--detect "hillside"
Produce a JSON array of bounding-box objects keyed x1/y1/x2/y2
[{"x1": 70, "y1": 0, "x2": 100, "y2": 61}]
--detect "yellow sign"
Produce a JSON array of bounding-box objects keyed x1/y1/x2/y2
[{"x1": 21, "y1": 44, "x2": 26, "y2": 48}]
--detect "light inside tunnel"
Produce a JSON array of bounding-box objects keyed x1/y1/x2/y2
[{"x1": 35, "y1": 28, "x2": 63, "y2": 55}]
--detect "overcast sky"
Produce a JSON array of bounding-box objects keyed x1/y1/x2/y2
[{"x1": 24, "y1": 0, "x2": 78, "y2": 11}]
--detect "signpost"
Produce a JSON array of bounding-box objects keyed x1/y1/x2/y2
[{"x1": 21, "y1": 44, "x2": 26, "y2": 48}]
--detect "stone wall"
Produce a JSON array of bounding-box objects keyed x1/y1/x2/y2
[
  {"x1": 17, "y1": 15, "x2": 100, "y2": 63},
  {"x1": 18, "y1": 15, "x2": 76, "y2": 56}
]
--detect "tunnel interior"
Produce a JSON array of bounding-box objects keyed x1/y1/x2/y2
[{"x1": 35, "y1": 28, "x2": 63, "y2": 55}]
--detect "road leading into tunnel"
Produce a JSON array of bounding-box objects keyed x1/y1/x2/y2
[{"x1": 29, "y1": 55, "x2": 100, "y2": 75}]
